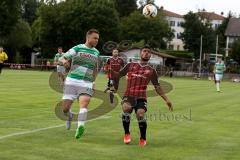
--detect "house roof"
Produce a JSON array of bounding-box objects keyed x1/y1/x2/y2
[
  {"x1": 121, "y1": 48, "x2": 177, "y2": 59},
  {"x1": 225, "y1": 18, "x2": 240, "y2": 37},
  {"x1": 161, "y1": 9, "x2": 183, "y2": 18},
  {"x1": 197, "y1": 11, "x2": 225, "y2": 21},
  {"x1": 151, "y1": 50, "x2": 177, "y2": 59}
]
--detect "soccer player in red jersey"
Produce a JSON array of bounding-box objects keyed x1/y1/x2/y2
[
  {"x1": 104, "y1": 49, "x2": 124, "y2": 103},
  {"x1": 113, "y1": 45, "x2": 173, "y2": 147}
]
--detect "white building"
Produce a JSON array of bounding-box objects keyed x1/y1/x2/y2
[
  {"x1": 161, "y1": 7, "x2": 225, "y2": 51},
  {"x1": 225, "y1": 18, "x2": 240, "y2": 57},
  {"x1": 197, "y1": 11, "x2": 225, "y2": 29},
  {"x1": 120, "y1": 48, "x2": 176, "y2": 66},
  {"x1": 161, "y1": 7, "x2": 185, "y2": 51}
]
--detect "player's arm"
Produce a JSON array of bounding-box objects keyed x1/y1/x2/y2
[
  {"x1": 112, "y1": 63, "x2": 130, "y2": 78},
  {"x1": 120, "y1": 58, "x2": 125, "y2": 68},
  {"x1": 59, "y1": 49, "x2": 75, "y2": 69},
  {"x1": 151, "y1": 70, "x2": 173, "y2": 111},
  {"x1": 54, "y1": 55, "x2": 58, "y2": 66},
  {"x1": 223, "y1": 64, "x2": 226, "y2": 72},
  {"x1": 213, "y1": 64, "x2": 216, "y2": 74},
  {"x1": 4, "y1": 52, "x2": 8, "y2": 61}
]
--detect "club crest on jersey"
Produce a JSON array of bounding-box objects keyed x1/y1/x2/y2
[{"x1": 144, "y1": 70, "x2": 150, "y2": 74}]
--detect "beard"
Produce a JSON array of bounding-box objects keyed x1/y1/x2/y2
[{"x1": 141, "y1": 57, "x2": 150, "y2": 62}]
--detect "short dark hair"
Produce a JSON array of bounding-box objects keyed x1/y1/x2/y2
[
  {"x1": 86, "y1": 29, "x2": 99, "y2": 36},
  {"x1": 58, "y1": 47, "x2": 62, "y2": 49},
  {"x1": 141, "y1": 44, "x2": 151, "y2": 51}
]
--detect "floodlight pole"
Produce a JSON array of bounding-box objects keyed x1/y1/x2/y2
[
  {"x1": 199, "y1": 35, "x2": 203, "y2": 77},
  {"x1": 215, "y1": 35, "x2": 219, "y2": 60}
]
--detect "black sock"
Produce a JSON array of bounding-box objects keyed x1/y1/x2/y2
[
  {"x1": 138, "y1": 118, "x2": 147, "y2": 140},
  {"x1": 122, "y1": 113, "x2": 131, "y2": 134},
  {"x1": 109, "y1": 91, "x2": 114, "y2": 103}
]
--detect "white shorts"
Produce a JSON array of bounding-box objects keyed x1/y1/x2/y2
[
  {"x1": 57, "y1": 65, "x2": 66, "y2": 74},
  {"x1": 215, "y1": 74, "x2": 223, "y2": 81},
  {"x1": 62, "y1": 77, "x2": 94, "y2": 100}
]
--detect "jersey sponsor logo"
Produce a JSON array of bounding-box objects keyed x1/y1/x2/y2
[
  {"x1": 79, "y1": 52, "x2": 98, "y2": 61},
  {"x1": 131, "y1": 73, "x2": 147, "y2": 79}
]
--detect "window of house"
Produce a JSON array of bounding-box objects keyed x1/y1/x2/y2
[
  {"x1": 169, "y1": 21, "x2": 175, "y2": 27},
  {"x1": 177, "y1": 33, "x2": 181, "y2": 39},
  {"x1": 168, "y1": 45, "x2": 174, "y2": 50},
  {"x1": 177, "y1": 21, "x2": 181, "y2": 27}
]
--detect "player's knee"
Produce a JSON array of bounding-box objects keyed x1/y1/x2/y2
[
  {"x1": 62, "y1": 107, "x2": 70, "y2": 113},
  {"x1": 136, "y1": 109, "x2": 146, "y2": 120},
  {"x1": 122, "y1": 104, "x2": 132, "y2": 113}
]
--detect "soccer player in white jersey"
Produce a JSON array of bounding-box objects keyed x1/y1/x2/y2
[
  {"x1": 59, "y1": 29, "x2": 100, "y2": 139},
  {"x1": 54, "y1": 47, "x2": 66, "y2": 86},
  {"x1": 214, "y1": 56, "x2": 226, "y2": 92}
]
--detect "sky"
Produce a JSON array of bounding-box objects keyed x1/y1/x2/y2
[
  {"x1": 154, "y1": 0, "x2": 239, "y2": 16},
  {"x1": 56, "y1": 0, "x2": 239, "y2": 16}
]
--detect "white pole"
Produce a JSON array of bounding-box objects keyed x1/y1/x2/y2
[
  {"x1": 226, "y1": 36, "x2": 229, "y2": 57},
  {"x1": 215, "y1": 35, "x2": 218, "y2": 61},
  {"x1": 199, "y1": 35, "x2": 203, "y2": 77}
]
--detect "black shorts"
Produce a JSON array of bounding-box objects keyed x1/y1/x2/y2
[
  {"x1": 121, "y1": 96, "x2": 147, "y2": 112},
  {"x1": 0, "y1": 63, "x2": 3, "y2": 71}
]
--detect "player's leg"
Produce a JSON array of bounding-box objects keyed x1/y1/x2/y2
[
  {"x1": 0, "y1": 63, "x2": 3, "y2": 74},
  {"x1": 108, "y1": 79, "x2": 114, "y2": 103},
  {"x1": 104, "y1": 78, "x2": 111, "y2": 93},
  {"x1": 75, "y1": 94, "x2": 91, "y2": 139},
  {"x1": 113, "y1": 77, "x2": 120, "y2": 92},
  {"x1": 109, "y1": 77, "x2": 120, "y2": 104},
  {"x1": 215, "y1": 74, "x2": 223, "y2": 92},
  {"x1": 121, "y1": 97, "x2": 133, "y2": 144},
  {"x1": 62, "y1": 99, "x2": 74, "y2": 130},
  {"x1": 135, "y1": 99, "x2": 147, "y2": 147},
  {"x1": 62, "y1": 78, "x2": 77, "y2": 130}
]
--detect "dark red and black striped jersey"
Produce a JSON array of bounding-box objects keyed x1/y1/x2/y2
[
  {"x1": 119, "y1": 62, "x2": 160, "y2": 99},
  {"x1": 107, "y1": 57, "x2": 124, "y2": 78}
]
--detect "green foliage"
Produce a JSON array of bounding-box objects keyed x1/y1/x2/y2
[
  {"x1": 181, "y1": 11, "x2": 216, "y2": 58},
  {"x1": 216, "y1": 12, "x2": 232, "y2": 54},
  {"x1": 115, "y1": 0, "x2": 137, "y2": 17},
  {"x1": 34, "y1": 0, "x2": 120, "y2": 57},
  {"x1": 0, "y1": 0, "x2": 21, "y2": 44},
  {"x1": 21, "y1": 0, "x2": 40, "y2": 25},
  {"x1": 6, "y1": 19, "x2": 32, "y2": 50},
  {"x1": 231, "y1": 40, "x2": 240, "y2": 63},
  {"x1": 121, "y1": 10, "x2": 173, "y2": 48}
]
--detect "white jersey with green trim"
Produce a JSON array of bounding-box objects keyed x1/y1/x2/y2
[
  {"x1": 63, "y1": 44, "x2": 100, "y2": 82},
  {"x1": 54, "y1": 53, "x2": 64, "y2": 66},
  {"x1": 215, "y1": 62, "x2": 225, "y2": 75}
]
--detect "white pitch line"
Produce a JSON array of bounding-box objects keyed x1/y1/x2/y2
[{"x1": 0, "y1": 115, "x2": 111, "y2": 140}]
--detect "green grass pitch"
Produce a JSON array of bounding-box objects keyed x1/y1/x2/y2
[{"x1": 0, "y1": 70, "x2": 240, "y2": 160}]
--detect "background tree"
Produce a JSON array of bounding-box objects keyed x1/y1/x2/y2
[
  {"x1": 0, "y1": 0, "x2": 21, "y2": 45},
  {"x1": 115, "y1": 0, "x2": 137, "y2": 17},
  {"x1": 33, "y1": 0, "x2": 120, "y2": 57},
  {"x1": 215, "y1": 12, "x2": 232, "y2": 54},
  {"x1": 231, "y1": 40, "x2": 240, "y2": 63},
  {"x1": 181, "y1": 11, "x2": 216, "y2": 58},
  {"x1": 121, "y1": 10, "x2": 173, "y2": 49},
  {"x1": 5, "y1": 19, "x2": 32, "y2": 63},
  {"x1": 21, "y1": 0, "x2": 40, "y2": 25}
]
